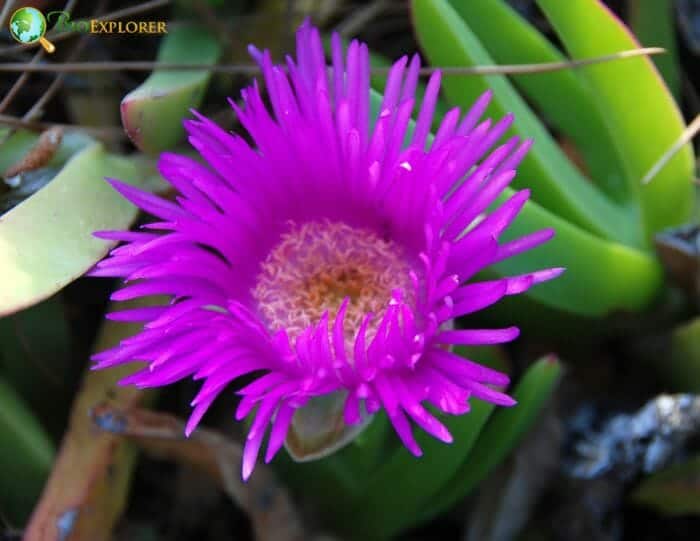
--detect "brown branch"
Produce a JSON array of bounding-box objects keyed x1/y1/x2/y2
[
  {"x1": 0, "y1": 47, "x2": 667, "y2": 75},
  {"x1": 0, "y1": 50, "x2": 44, "y2": 113}
]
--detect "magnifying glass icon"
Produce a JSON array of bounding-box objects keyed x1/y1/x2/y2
[{"x1": 9, "y1": 7, "x2": 56, "y2": 53}]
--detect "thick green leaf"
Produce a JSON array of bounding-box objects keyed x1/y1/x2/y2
[
  {"x1": 347, "y1": 400, "x2": 495, "y2": 540},
  {"x1": 0, "y1": 376, "x2": 54, "y2": 523},
  {"x1": 121, "y1": 25, "x2": 221, "y2": 153},
  {"x1": 631, "y1": 454, "x2": 700, "y2": 515},
  {"x1": 0, "y1": 143, "x2": 143, "y2": 316},
  {"x1": 446, "y1": 0, "x2": 629, "y2": 203},
  {"x1": 536, "y1": 0, "x2": 694, "y2": 240},
  {"x1": 629, "y1": 0, "x2": 680, "y2": 99},
  {"x1": 411, "y1": 0, "x2": 640, "y2": 248},
  {"x1": 421, "y1": 356, "x2": 562, "y2": 521}
]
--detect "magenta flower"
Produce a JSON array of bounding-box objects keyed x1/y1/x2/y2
[{"x1": 91, "y1": 22, "x2": 563, "y2": 480}]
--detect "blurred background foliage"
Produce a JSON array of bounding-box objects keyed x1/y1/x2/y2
[{"x1": 0, "y1": 1, "x2": 698, "y2": 540}]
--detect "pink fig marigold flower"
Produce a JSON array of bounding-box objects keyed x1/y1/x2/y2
[{"x1": 91, "y1": 22, "x2": 563, "y2": 480}]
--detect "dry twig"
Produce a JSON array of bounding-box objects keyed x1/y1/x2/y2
[
  {"x1": 3, "y1": 127, "x2": 63, "y2": 178},
  {"x1": 0, "y1": 47, "x2": 666, "y2": 76},
  {"x1": 642, "y1": 113, "x2": 700, "y2": 184}
]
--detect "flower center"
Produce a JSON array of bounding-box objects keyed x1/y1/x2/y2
[{"x1": 253, "y1": 220, "x2": 413, "y2": 343}]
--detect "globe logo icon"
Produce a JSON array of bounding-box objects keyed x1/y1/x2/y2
[{"x1": 9, "y1": 7, "x2": 55, "y2": 53}]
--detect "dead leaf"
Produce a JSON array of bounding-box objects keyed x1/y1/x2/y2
[{"x1": 3, "y1": 127, "x2": 62, "y2": 179}]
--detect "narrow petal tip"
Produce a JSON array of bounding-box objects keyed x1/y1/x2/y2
[
  {"x1": 248, "y1": 44, "x2": 263, "y2": 63},
  {"x1": 241, "y1": 462, "x2": 254, "y2": 482}
]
